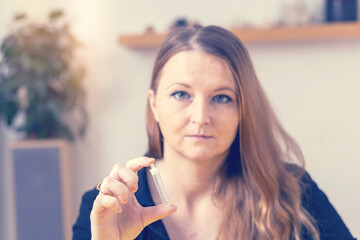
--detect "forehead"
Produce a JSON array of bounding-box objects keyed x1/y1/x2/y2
[{"x1": 158, "y1": 50, "x2": 235, "y2": 88}]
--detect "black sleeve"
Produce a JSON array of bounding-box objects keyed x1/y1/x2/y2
[
  {"x1": 72, "y1": 188, "x2": 99, "y2": 240},
  {"x1": 301, "y1": 172, "x2": 356, "y2": 240}
]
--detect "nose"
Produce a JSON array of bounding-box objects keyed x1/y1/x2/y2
[{"x1": 190, "y1": 98, "x2": 211, "y2": 126}]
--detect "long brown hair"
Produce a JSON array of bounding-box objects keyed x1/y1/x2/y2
[{"x1": 146, "y1": 26, "x2": 319, "y2": 240}]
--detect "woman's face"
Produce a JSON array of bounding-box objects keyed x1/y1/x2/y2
[{"x1": 149, "y1": 50, "x2": 239, "y2": 162}]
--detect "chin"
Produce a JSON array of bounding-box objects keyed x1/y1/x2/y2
[{"x1": 182, "y1": 150, "x2": 226, "y2": 163}]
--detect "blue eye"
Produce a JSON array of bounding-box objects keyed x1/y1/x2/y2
[
  {"x1": 171, "y1": 91, "x2": 190, "y2": 100},
  {"x1": 213, "y1": 94, "x2": 232, "y2": 103}
]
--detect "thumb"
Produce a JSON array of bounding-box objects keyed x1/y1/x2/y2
[{"x1": 142, "y1": 204, "x2": 177, "y2": 227}]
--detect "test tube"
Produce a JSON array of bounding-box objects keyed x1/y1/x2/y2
[{"x1": 149, "y1": 163, "x2": 170, "y2": 206}]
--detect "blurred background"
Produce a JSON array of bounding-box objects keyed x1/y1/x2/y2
[{"x1": 0, "y1": 0, "x2": 359, "y2": 239}]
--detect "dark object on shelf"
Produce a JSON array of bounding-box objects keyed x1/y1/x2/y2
[
  {"x1": 169, "y1": 18, "x2": 201, "y2": 32},
  {"x1": 326, "y1": 0, "x2": 358, "y2": 22},
  {"x1": 145, "y1": 25, "x2": 155, "y2": 34},
  {"x1": 173, "y1": 18, "x2": 188, "y2": 28}
]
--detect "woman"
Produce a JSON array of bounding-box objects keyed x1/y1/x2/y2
[{"x1": 73, "y1": 26, "x2": 355, "y2": 240}]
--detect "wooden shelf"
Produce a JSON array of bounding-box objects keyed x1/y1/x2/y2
[{"x1": 118, "y1": 22, "x2": 360, "y2": 48}]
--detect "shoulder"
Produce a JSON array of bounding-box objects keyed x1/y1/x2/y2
[
  {"x1": 284, "y1": 163, "x2": 334, "y2": 214},
  {"x1": 72, "y1": 187, "x2": 98, "y2": 239},
  {"x1": 284, "y1": 163, "x2": 313, "y2": 194},
  {"x1": 284, "y1": 163, "x2": 315, "y2": 193},
  {"x1": 285, "y1": 163, "x2": 356, "y2": 239},
  {"x1": 82, "y1": 187, "x2": 99, "y2": 205}
]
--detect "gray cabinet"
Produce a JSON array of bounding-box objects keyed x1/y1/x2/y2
[{"x1": 11, "y1": 140, "x2": 73, "y2": 240}]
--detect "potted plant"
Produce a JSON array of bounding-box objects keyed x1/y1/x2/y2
[
  {"x1": 0, "y1": 10, "x2": 87, "y2": 240},
  {"x1": 0, "y1": 9, "x2": 87, "y2": 140}
]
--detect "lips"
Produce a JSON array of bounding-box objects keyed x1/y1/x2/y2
[{"x1": 187, "y1": 135, "x2": 213, "y2": 139}]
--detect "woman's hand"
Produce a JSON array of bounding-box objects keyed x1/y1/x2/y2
[{"x1": 90, "y1": 157, "x2": 177, "y2": 240}]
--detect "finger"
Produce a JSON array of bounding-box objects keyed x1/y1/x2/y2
[
  {"x1": 141, "y1": 204, "x2": 177, "y2": 227},
  {"x1": 125, "y1": 157, "x2": 155, "y2": 173},
  {"x1": 100, "y1": 176, "x2": 131, "y2": 204},
  {"x1": 93, "y1": 193, "x2": 123, "y2": 214},
  {"x1": 109, "y1": 165, "x2": 139, "y2": 193}
]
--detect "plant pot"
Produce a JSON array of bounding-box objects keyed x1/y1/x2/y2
[{"x1": 10, "y1": 139, "x2": 74, "y2": 240}]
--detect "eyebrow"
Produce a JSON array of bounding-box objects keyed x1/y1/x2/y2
[
  {"x1": 214, "y1": 87, "x2": 236, "y2": 95},
  {"x1": 167, "y1": 83, "x2": 191, "y2": 89},
  {"x1": 168, "y1": 83, "x2": 236, "y2": 95}
]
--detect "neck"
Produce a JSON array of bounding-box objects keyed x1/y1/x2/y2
[{"x1": 156, "y1": 147, "x2": 228, "y2": 208}]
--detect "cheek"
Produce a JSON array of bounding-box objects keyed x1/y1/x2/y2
[
  {"x1": 157, "y1": 97, "x2": 190, "y2": 120},
  {"x1": 216, "y1": 107, "x2": 239, "y2": 138},
  {"x1": 157, "y1": 103, "x2": 186, "y2": 134},
  {"x1": 157, "y1": 102, "x2": 179, "y2": 122},
  {"x1": 216, "y1": 105, "x2": 239, "y2": 124}
]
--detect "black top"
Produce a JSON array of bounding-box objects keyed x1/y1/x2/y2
[{"x1": 72, "y1": 167, "x2": 356, "y2": 240}]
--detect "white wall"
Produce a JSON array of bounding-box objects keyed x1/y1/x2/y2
[
  {"x1": 249, "y1": 40, "x2": 360, "y2": 237},
  {"x1": 0, "y1": 0, "x2": 359, "y2": 239}
]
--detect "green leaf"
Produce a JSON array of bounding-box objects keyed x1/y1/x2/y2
[
  {"x1": 78, "y1": 106, "x2": 88, "y2": 137},
  {"x1": 2, "y1": 101, "x2": 19, "y2": 126},
  {"x1": 57, "y1": 123, "x2": 74, "y2": 141}
]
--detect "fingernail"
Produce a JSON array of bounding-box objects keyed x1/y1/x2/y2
[
  {"x1": 121, "y1": 197, "x2": 128, "y2": 204},
  {"x1": 164, "y1": 204, "x2": 176, "y2": 210},
  {"x1": 117, "y1": 206, "x2": 123, "y2": 213},
  {"x1": 131, "y1": 186, "x2": 138, "y2": 193}
]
